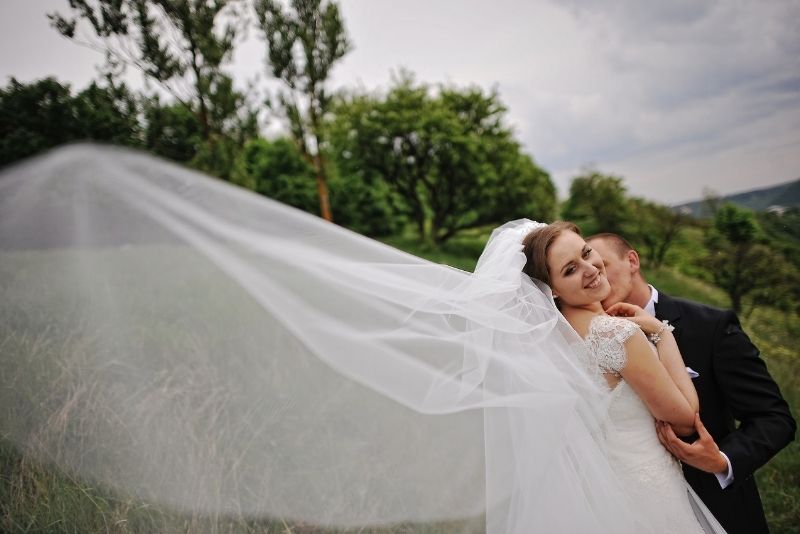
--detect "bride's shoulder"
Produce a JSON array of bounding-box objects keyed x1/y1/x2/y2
[
  {"x1": 588, "y1": 314, "x2": 640, "y2": 343},
  {"x1": 585, "y1": 315, "x2": 642, "y2": 376}
]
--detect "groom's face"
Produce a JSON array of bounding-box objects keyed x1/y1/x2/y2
[{"x1": 586, "y1": 237, "x2": 635, "y2": 309}]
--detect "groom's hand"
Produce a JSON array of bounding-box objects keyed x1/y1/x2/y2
[{"x1": 656, "y1": 414, "x2": 729, "y2": 474}]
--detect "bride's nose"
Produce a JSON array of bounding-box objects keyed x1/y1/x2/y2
[{"x1": 583, "y1": 262, "x2": 599, "y2": 277}]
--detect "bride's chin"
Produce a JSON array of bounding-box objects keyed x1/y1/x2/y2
[{"x1": 594, "y1": 283, "x2": 611, "y2": 302}]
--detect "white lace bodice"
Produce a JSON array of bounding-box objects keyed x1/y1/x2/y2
[
  {"x1": 583, "y1": 315, "x2": 710, "y2": 534},
  {"x1": 585, "y1": 314, "x2": 639, "y2": 376}
]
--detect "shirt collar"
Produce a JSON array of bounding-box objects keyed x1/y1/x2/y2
[{"x1": 644, "y1": 285, "x2": 659, "y2": 316}]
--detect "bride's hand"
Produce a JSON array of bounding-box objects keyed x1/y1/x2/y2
[{"x1": 604, "y1": 302, "x2": 662, "y2": 334}]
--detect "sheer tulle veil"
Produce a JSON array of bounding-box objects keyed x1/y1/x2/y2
[{"x1": 1, "y1": 144, "x2": 656, "y2": 532}]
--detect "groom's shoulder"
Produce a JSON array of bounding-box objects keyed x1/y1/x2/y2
[{"x1": 660, "y1": 293, "x2": 734, "y2": 323}]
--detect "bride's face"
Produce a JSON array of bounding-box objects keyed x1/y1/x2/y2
[{"x1": 546, "y1": 230, "x2": 610, "y2": 307}]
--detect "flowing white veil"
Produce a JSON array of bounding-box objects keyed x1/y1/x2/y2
[{"x1": 0, "y1": 144, "x2": 654, "y2": 532}]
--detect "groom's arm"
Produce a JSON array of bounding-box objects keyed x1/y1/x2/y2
[{"x1": 712, "y1": 310, "x2": 796, "y2": 487}]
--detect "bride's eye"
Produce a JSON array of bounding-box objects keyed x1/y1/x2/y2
[{"x1": 583, "y1": 248, "x2": 592, "y2": 258}]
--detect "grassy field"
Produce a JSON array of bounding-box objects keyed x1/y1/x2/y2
[{"x1": 1, "y1": 228, "x2": 797, "y2": 533}]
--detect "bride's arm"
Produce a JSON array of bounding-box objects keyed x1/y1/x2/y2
[
  {"x1": 620, "y1": 331, "x2": 699, "y2": 436},
  {"x1": 649, "y1": 328, "x2": 700, "y2": 416}
]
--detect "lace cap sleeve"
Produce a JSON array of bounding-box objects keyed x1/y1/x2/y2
[{"x1": 585, "y1": 315, "x2": 640, "y2": 376}]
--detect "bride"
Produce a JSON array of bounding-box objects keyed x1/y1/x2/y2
[
  {"x1": 0, "y1": 145, "x2": 725, "y2": 533},
  {"x1": 513, "y1": 219, "x2": 725, "y2": 533}
]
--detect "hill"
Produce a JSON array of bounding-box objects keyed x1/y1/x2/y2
[{"x1": 675, "y1": 178, "x2": 800, "y2": 217}]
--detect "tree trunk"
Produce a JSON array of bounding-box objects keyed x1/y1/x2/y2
[
  {"x1": 313, "y1": 153, "x2": 333, "y2": 222},
  {"x1": 416, "y1": 215, "x2": 426, "y2": 241},
  {"x1": 198, "y1": 99, "x2": 211, "y2": 142}
]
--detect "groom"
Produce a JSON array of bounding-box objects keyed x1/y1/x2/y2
[{"x1": 587, "y1": 233, "x2": 796, "y2": 534}]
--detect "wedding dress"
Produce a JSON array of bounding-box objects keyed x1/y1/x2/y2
[
  {"x1": 585, "y1": 315, "x2": 725, "y2": 534},
  {"x1": 0, "y1": 144, "x2": 723, "y2": 533}
]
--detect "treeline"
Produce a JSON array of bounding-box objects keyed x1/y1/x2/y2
[
  {"x1": 0, "y1": 0, "x2": 556, "y2": 242},
  {"x1": 0, "y1": 72, "x2": 556, "y2": 241}
]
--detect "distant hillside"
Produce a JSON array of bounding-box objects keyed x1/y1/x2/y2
[{"x1": 675, "y1": 178, "x2": 800, "y2": 217}]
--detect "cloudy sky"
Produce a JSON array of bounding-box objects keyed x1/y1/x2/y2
[{"x1": 2, "y1": 0, "x2": 799, "y2": 204}]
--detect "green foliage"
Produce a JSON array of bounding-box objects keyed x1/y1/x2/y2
[
  {"x1": 757, "y1": 207, "x2": 800, "y2": 269},
  {"x1": 562, "y1": 172, "x2": 629, "y2": 235},
  {"x1": 73, "y1": 79, "x2": 142, "y2": 146},
  {"x1": 142, "y1": 96, "x2": 202, "y2": 163},
  {"x1": 254, "y1": 0, "x2": 353, "y2": 221},
  {"x1": 746, "y1": 253, "x2": 800, "y2": 317},
  {"x1": 191, "y1": 133, "x2": 245, "y2": 181},
  {"x1": 328, "y1": 170, "x2": 406, "y2": 237},
  {"x1": 328, "y1": 74, "x2": 556, "y2": 243},
  {"x1": 233, "y1": 137, "x2": 319, "y2": 212},
  {"x1": 625, "y1": 197, "x2": 688, "y2": 268},
  {"x1": 0, "y1": 77, "x2": 78, "y2": 166},
  {"x1": 659, "y1": 225, "x2": 714, "y2": 282},
  {"x1": 49, "y1": 0, "x2": 252, "y2": 153},
  {"x1": 233, "y1": 137, "x2": 403, "y2": 236},
  {"x1": 704, "y1": 203, "x2": 798, "y2": 314},
  {"x1": 0, "y1": 77, "x2": 141, "y2": 167},
  {"x1": 645, "y1": 267, "x2": 728, "y2": 308},
  {"x1": 380, "y1": 232, "x2": 489, "y2": 272},
  {"x1": 713, "y1": 203, "x2": 760, "y2": 243}
]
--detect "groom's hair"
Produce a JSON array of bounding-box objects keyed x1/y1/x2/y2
[
  {"x1": 522, "y1": 221, "x2": 580, "y2": 286},
  {"x1": 586, "y1": 232, "x2": 634, "y2": 259}
]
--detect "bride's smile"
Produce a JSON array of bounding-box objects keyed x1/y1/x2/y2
[{"x1": 584, "y1": 272, "x2": 604, "y2": 289}]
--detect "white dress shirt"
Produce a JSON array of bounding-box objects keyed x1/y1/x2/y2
[{"x1": 644, "y1": 285, "x2": 734, "y2": 489}]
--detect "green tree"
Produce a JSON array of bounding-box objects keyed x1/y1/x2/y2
[
  {"x1": 233, "y1": 137, "x2": 403, "y2": 236},
  {"x1": 328, "y1": 75, "x2": 555, "y2": 243},
  {"x1": 142, "y1": 96, "x2": 202, "y2": 163},
  {"x1": 74, "y1": 78, "x2": 142, "y2": 146},
  {"x1": 254, "y1": 0, "x2": 352, "y2": 221},
  {"x1": 746, "y1": 252, "x2": 800, "y2": 318},
  {"x1": 704, "y1": 204, "x2": 775, "y2": 313},
  {"x1": 0, "y1": 77, "x2": 79, "y2": 166},
  {"x1": 757, "y1": 207, "x2": 800, "y2": 269},
  {"x1": 0, "y1": 77, "x2": 141, "y2": 167},
  {"x1": 327, "y1": 170, "x2": 405, "y2": 236},
  {"x1": 626, "y1": 198, "x2": 687, "y2": 268},
  {"x1": 49, "y1": 0, "x2": 254, "y2": 177},
  {"x1": 562, "y1": 172, "x2": 629, "y2": 235}
]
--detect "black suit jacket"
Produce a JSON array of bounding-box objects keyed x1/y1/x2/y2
[{"x1": 655, "y1": 292, "x2": 796, "y2": 534}]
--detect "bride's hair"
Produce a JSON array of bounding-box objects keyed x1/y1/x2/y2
[{"x1": 521, "y1": 221, "x2": 581, "y2": 286}]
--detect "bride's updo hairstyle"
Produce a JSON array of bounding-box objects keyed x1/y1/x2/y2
[{"x1": 521, "y1": 221, "x2": 581, "y2": 286}]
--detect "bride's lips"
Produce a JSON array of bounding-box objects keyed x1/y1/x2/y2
[{"x1": 585, "y1": 273, "x2": 603, "y2": 289}]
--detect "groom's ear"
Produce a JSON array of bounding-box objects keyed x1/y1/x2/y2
[{"x1": 627, "y1": 249, "x2": 641, "y2": 272}]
